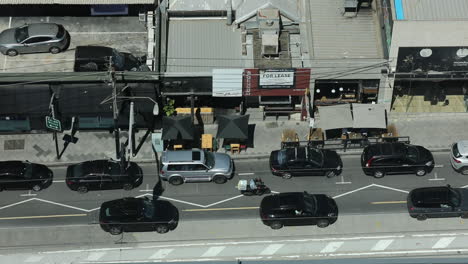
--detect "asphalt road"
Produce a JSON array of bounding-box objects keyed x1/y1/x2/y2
[{"x1": 0, "y1": 151, "x2": 464, "y2": 228}]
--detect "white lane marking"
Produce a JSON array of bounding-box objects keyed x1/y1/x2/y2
[
  {"x1": 52, "y1": 180, "x2": 65, "y2": 183},
  {"x1": 69, "y1": 31, "x2": 147, "y2": 34},
  {"x1": 316, "y1": 247, "x2": 468, "y2": 257},
  {"x1": 201, "y1": 246, "x2": 225, "y2": 257},
  {"x1": 429, "y1": 172, "x2": 445, "y2": 181},
  {"x1": 333, "y1": 184, "x2": 373, "y2": 199},
  {"x1": 0, "y1": 198, "x2": 36, "y2": 210},
  {"x1": 412, "y1": 233, "x2": 468, "y2": 237},
  {"x1": 259, "y1": 244, "x2": 284, "y2": 255},
  {"x1": 204, "y1": 195, "x2": 245, "y2": 208},
  {"x1": 33, "y1": 198, "x2": 91, "y2": 212},
  {"x1": 149, "y1": 248, "x2": 174, "y2": 259},
  {"x1": 335, "y1": 175, "x2": 351, "y2": 184},
  {"x1": 238, "y1": 173, "x2": 254, "y2": 176},
  {"x1": 25, "y1": 255, "x2": 44, "y2": 262},
  {"x1": 371, "y1": 239, "x2": 394, "y2": 251},
  {"x1": 320, "y1": 242, "x2": 344, "y2": 253},
  {"x1": 139, "y1": 184, "x2": 152, "y2": 192},
  {"x1": 20, "y1": 190, "x2": 37, "y2": 197},
  {"x1": 432, "y1": 237, "x2": 455, "y2": 249},
  {"x1": 434, "y1": 164, "x2": 444, "y2": 168},
  {"x1": 372, "y1": 184, "x2": 409, "y2": 194},
  {"x1": 86, "y1": 252, "x2": 106, "y2": 261}
]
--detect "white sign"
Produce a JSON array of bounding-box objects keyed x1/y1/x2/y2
[{"x1": 259, "y1": 70, "x2": 294, "y2": 87}]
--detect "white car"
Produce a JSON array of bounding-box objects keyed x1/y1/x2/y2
[{"x1": 450, "y1": 140, "x2": 468, "y2": 175}]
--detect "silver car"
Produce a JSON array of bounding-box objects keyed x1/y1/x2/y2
[
  {"x1": 160, "y1": 149, "x2": 234, "y2": 185},
  {"x1": 450, "y1": 140, "x2": 468, "y2": 175},
  {"x1": 0, "y1": 23, "x2": 69, "y2": 56}
]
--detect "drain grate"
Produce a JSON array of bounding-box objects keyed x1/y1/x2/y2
[{"x1": 4, "y1": 139, "x2": 25, "y2": 150}]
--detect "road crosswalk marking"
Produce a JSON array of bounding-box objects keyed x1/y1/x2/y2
[
  {"x1": 371, "y1": 239, "x2": 394, "y2": 251},
  {"x1": 24, "y1": 255, "x2": 44, "y2": 262},
  {"x1": 201, "y1": 246, "x2": 225, "y2": 257},
  {"x1": 86, "y1": 252, "x2": 106, "y2": 261},
  {"x1": 320, "y1": 242, "x2": 344, "y2": 253},
  {"x1": 259, "y1": 244, "x2": 284, "y2": 255},
  {"x1": 432, "y1": 237, "x2": 455, "y2": 249},
  {"x1": 149, "y1": 249, "x2": 174, "y2": 259}
]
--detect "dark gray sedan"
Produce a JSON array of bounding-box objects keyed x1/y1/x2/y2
[{"x1": 0, "y1": 23, "x2": 69, "y2": 56}]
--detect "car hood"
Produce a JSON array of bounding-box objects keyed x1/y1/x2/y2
[
  {"x1": 322, "y1": 150, "x2": 342, "y2": 169},
  {"x1": 0, "y1": 29, "x2": 16, "y2": 45},
  {"x1": 314, "y1": 194, "x2": 338, "y2": 216},
  {"x1": 212, "y1": 153, "x2": 232, "y2": 172}
]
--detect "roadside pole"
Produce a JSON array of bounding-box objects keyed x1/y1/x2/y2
[
  {"x1": 128, "y1": 101, "x2": 134, "y2": 161},
  {"x1": 48, "y1": 92, "x2": 60, "y2": 159},
  {"x1": 109, "y1": 56, "x2": 120, "y2": 159}
]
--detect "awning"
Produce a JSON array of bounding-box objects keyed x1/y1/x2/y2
[
  {"x1": 352, "y1": 103, "x2": 387, "y2": 129},
  {"x1": 316, "y1": 104, "x2": 353, "y2": 131}
]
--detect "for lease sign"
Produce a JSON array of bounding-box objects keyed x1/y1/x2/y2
[{"x1": 259, "y1": 69, "x2": 295, "y2": 88}]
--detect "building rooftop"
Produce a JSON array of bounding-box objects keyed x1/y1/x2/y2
[{"x1": 397, "y1": 0, "x2": 468, "y2": 21}]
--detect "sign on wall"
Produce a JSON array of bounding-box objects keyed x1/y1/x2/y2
[
  {"x1": 259, "y1": 69, "x2": 295, "y2": 89},
  {"x1": 243, "y1": 68, "x2": 311, "y2": 96},
  {"x1": 396, "y1": 47, "x2": 468, "y2": 74}
]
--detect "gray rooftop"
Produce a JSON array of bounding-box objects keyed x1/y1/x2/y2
[
  {"x1": 0, "y1": 0, "x2": 154, "y2": 3},
  {"x1": 400, "y1": 0, "x2": 468, "y2": 21}
]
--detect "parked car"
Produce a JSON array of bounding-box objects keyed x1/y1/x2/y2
[
  {"x1": 159, "y1": 149, "x2": 234, "y2": 185},
  {"x1": 66, "y1": 159, "x2": 143, "y2": 193},
  {"x1": 0, "y1": 161, "x2": 53, "y2": 191},
  {"x1": 74, "y1": 45, "x2": 150, "y2": 72},
  {"x1": 450, "y1": 140, "x2": 468, "y2": 175},
  {"x1": 99, "y1": 197, "x2": 178, "y2": 235},
  {"x1": 260, "y1": 192, "x2": 338, "y2": 229},
  {"x1": 361, "y1": 142, "x2": 434, "y2": 178},
  {"x1": 269, "y1": 147, "x2": 342, "y2": 179},
  {"x1": 0, "y1": 23, "x2": 69, "y2": 56},
  {"x1": 407, "y1": 185, "x2": 468, "y2": 220}
]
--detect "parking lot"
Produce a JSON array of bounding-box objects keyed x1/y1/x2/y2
[{"x1": 0, "y1": 16, "x2": 148, "y2": 72}]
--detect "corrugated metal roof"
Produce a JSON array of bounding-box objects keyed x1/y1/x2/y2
[
  {"x1": 0, "y1": 0, "x2": 154, "y2": 4},
  {"x1": 310, "y1": 59, "x2": 386, "y2": 80},
  {"x1": 165, "y1": 19, "x2": 243, "y2": 75},
  {"x1": 401, "y1": 0, "x2": 468, "y2": 21}
]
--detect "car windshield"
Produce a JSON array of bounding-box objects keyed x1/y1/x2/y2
[
  {"x1": 453, "y1": 143, "x2": 462, "y2": 158},
  {"x1": 406, "y1": 146, "x2": 419, "y2": 162},
  {"x1": 142, "y1": 199, "x2": 154, "y2": 219},
  {"x1": 56, "y1": 24, "x2": 65, "y2": 38},
  {"x1": 277, "y1": 149, "x2": 295, "y2": 165},
  {"x1": 108, "y1": 162, "x2": 122, "y2": 176},
  {"x1": 308, "y1": 148, "x2": 324, "y2": 165},
  {"x1": 449, "y1": 189, "x2": 461, "y2": 207},
  {"x1": 303, "y1": 194, "x2": 317, "y2": 214},
  {"x1": 204, "y1": 151, "x2": 215, "y2": 168},
  {"x1": 72, "y1": 165, "x2": 83, "y2": 178},
  {"x1": 15, "y1": 26, "x2": 29, "y2": 43},
  {"x1": 112, "y1": 49, "x2": 125, "y2": 69},
  {"x1": 23, "y1": 163, "x2": 32, "y2": 178}
]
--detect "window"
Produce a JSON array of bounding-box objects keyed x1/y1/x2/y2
[
  {"x1": 15, "y1": 26, "x2": 29, "y2": 43},
  {"x1": 204, "y1": 151, "x2": 215, "y2": 168},
  {"x1": 453, "y1": 144, "x2": 462, "y2": 158},
  {"x1": 167, "y1": 165, "x2": 185, "y2": 171},
  {"x1": 406, "y1": 146, "x2": 419, "y2": 162},
  {"x1": 308, "y1": 148, "x2": 323, "y2": 165},
  {"x1": 189, "y1": 164, "x2": 207, "y2": 171},
  {"x1": 56, "y1": 25, "x2": 65, "y2": 38},
  {"x1": 24, "y1": 37, "x2": 52, "y2": 44}
]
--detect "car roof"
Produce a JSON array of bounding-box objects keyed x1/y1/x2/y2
[
  {"x1": 76, "y1": 46, "x2": 115, "y2": 59},
  {"x1": 26, "y1": 23, "x2": 59, "y2": 36},
  {"x1": 0, "y1": 161, "x2": 25, "y2": 175},
  {"x1": 366, "y1": 142, "x2": 406, "y2": 157},
  {"x1": 163, "y1": 149, "x2": 204, "y2": 163},
  {"x1": 261, "y1": 192, "x2": 305, "y2": 211},
  {"x1": 102, "y1": 198, "x2": 141, "y2": 218},
  {"x1": 456, "y1": 140, "x2": 468, "y2": 155}
]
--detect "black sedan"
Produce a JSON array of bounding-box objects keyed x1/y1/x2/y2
[
  {"x1": 270, "y1": 147, "x2": 342, "y2": 179},
  {"x1": 66, "y1": 159, "x2": 143, "y2": 193},
  {"x1": 0, "y1": 161, "x2": 53, "y2": 191},
  {"x1": 99, "y1": 197, "x2": 179, "y2": 235},
  {"x1": 407, "y1": 185, "x2": 468, "y2": 220},
  {"x1": 260, "y1": 192, "x2": 338, "y2": 229}
]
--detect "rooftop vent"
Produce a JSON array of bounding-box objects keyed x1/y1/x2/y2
[{"x1": 257, "y1": 8, "x2": 281, "y2": 56}]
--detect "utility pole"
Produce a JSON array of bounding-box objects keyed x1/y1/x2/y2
[
  {"x1": 109, "y1": 56, "x2": 120, "y2": 159},
  {"x1": 128, "y1": 101, "x2": 134, "y2": 161},
  {"x1": 49, "y1": 92, "x2": 60, "y2": 159}
]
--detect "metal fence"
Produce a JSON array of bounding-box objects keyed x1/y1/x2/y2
[{"x1": 281, "y1": 136, "x2": 411, "y2": 151}]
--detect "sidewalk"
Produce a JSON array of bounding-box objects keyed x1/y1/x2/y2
[{"x1": 0, "y1": 112, "x2": 467, "y2": 166}]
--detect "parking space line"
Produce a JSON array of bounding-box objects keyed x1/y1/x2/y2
[
  {"x1": 183, "y1": 207, "x2": 258, "y2": 212},
  {"x1": 149, "y1": 248, "x2": 174, "y2": 259},
  {"x1": 335, "y1": 175, "x2": 351, "y2": 184},
  {"x1": 0, "y1": 214, "x2": 87, "y2": 220},
  {"x1": 434, "y1": 164, "x2": 444, "y2": 168},
  {"x1": 24, "y1": 255, "x2": 44, "y2": 262},
  {"x1": 320, "y1": 242, "x2": 344, "y2": 253},
  {"x1": 52, "y1": 180, "x2": 65, "y2": 183},
  {"x1": 201, "y1": 246, "x2": 225, "y2": 257},
  {"x1": 371, "y1": 239, "x2": 394, "y2": 251},
  {"x1": 238, "y1": 173, "x2": 254, "y2": 176},
  {"x1": 86, "y1": 252, "x2": 106, "y2": 261},
  {"x1": 429, "y1": 172, "x2": 445, "y2": 181},
  {"x1": 69, "y1": 31, "x2": 147, "y2": 34},
  {"x1": 432, "y1": 237, "x2": 455, "y2": 249},
  {"x1": 259, "y1": 244, "x2": 284, "y2": 255},
  {"x1": 370, "y1": 201, "x2": 406, "y2": 205}
]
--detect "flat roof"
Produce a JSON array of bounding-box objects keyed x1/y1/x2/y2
[{"x1": 0, "y1": 0, "x2": 155, "y2": 4}]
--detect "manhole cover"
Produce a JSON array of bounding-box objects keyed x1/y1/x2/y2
[{"x1": 4, "y1": 139, "x2": 25, "y2": 150}]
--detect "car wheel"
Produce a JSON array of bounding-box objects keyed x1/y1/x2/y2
[
  {"x1": 213, "y1": 175, "x2": 227, "y2": 184},
  {"x1": 325, "y1": 171, "x2": 336, "y2": 178},
  {"x1": 317, "y1": 219, "x2": 330, "y2": 228},
  {"x1": 6, "y1": 49, "x2": 18, "y2": 56},
  {"x1": 49, "y1": 46, "x2": 61, "y2": 54},
  {"x1": 77, "y1": 186, "x2": 88, "y2": 194},
  {"x1": 416, "y1": 168, "x2": 427, "y2": 177},
  {"x1": 461, "y1": 167, "x2": 468, "y2": 175},
  {"x1": 109, "y1": 226, "x2": 123, "y2": 235},
  {"x1": 155, "y1": 224, "x2": 169, "y2": 234},
  {"x1": 282, "y1": 173, "x2": 292, "y2": 179},
  {"x1": 32, "y1": 184, "x2": 42, "y2": 192},
  {"x1": 373, "y1": 170, "x2": 385, "y2": 178},
  {"x1": 122, "y1": 183, "x2": 133, "y2": 191},
  {"x1": 416, "y1": 214, "x2": 427, "y2": 221},
  {"x1": 270, "y1": 221, "x2": 283, "y2": 230},
  {"x1": 169, "y1": 177, "x2": 183, "y2": 186}
]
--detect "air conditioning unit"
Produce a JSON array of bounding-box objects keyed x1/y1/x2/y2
[{"x1": 343, "y1": 0, "x2": 358, "y2": 17}]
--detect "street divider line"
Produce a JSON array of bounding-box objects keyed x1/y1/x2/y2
[
  {"x1": 320, "y1": 242, "x2": 344, "y2": 253},
  {"x1": 149, "y1": 248, "x2": 174, "y2": 259},
  {"x1": 238, "y1": 173, "x2": 254, "y2": 176},
  {"x1": 201, "y1": 246, "x2": 226, "y2": 257},
  {"x1": 371, "y1": 239, "x2": 394, "y2": 251},
  {"x1": 0, "y1": 214, "x2": 87, "y2": 220},
  {"x1": 259, "y1": 244, "x2": 284, "y2": 255},
  {"x1": 183, "y1": 207, "x2": 259, "y2": 212},
  {"x1": 432, "y1": 237, "x2": 455, "y2": 249},
  {"x1": 371, "y1": 201, "x2": 406, "y2": 205}
]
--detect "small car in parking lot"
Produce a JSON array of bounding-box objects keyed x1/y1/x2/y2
[
  {"x1": 66, "y1": 159, "x2": 143, "y2": 193},
  {"x1": 159, "y1": 149, "x2": 234, "y2": 185},
  {"x1": 361, "y1": 142, "x2": 434, "y2": 178},
  {"x1": 99, "y1": 197, "x2": 178, "y2": 235},
  {"x1": 407, "y1": 185, "x2": 468, "y2": 220},
  {"x1": 450, "y1": 140, "x2": 468, "y2": 175},
  {"x1": 269, "y1": 147, "x2": 342, "y2": 179},
  {"x1": 0, "y1": 160, "x2": 53, "y2": 191},
  {"x1": 260, "y1": 192, "x2": 338, "y2": 229},
  {"x1": 0, "y1": 23, "x2": 69, "y2": 56}
]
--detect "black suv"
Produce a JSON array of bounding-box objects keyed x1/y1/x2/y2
[
  {"x1": 99, "y1": 197, "x2": 178, "y2": 235},
  {"x1": 74, "y1": 46, "x2": 149, "y2": 72},
  {"x1": 0, "y1": 161, "x2": 53, "y2": 191},
  {"x1": 407, "y1": 185, "x2": 468, "y2": 221},
  {"x1": 66, "y1": 160, "x2": 143, "y2": 193},
  {"x1": 361, "y1": 142, "x2": 434, "y2": 178},
  {"x1": 260, "y1": 192, "x2": 338, "y2": 229},
  {"x1": 270, "y1": 147, "x2": 342, "y2": 179}
]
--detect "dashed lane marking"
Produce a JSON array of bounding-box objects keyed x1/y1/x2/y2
[
  {"x1": 370, "y1": 201, "x2": 406, "y2": 205},
  {"x1": 371, "y1": 239, "x2": 394, "y2": 251},
  {"x1": 86, "y1": 252, "x2": 106, "y2": 261},
  {"x1": 24, "y1": 255, "x2": 44, "y2": 262},
  {"x1": 238, "y1": 173, "x2": 254, "y2": 176},
  {"x1": 259, "y1": 244, "x2": 284, "y2": 255},
  {"x1": 432, "y1": 237, "x2": 455, "y2": 249},
  {"x1": 0, "y1": 214, "x2": 87, "y2": 220},
  {"x1": 149, "y1": 249, "x2": 174, "y2": 259},
  {"x1": 320, "y1": 242, "x2": 344, "y2": 253},
  {"x1": 201, "y1": 246, "x2": 225, "y2": 257}
]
